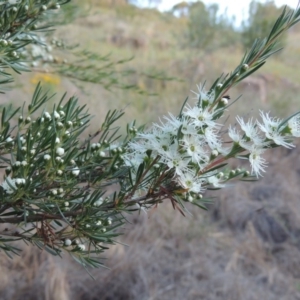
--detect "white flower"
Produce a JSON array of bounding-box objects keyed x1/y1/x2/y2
[
  {"x1": 96, "y1": 220, "x2": 102, "y2": 226},
  {"x1": 191, "y1": 84, "x2": 215, "y2": 104},
  {"x1": 207, "y1": 175, "x2": 225, "y2": 188},
  {"x1": 258, "y1": 111, "x2": 294, "y2": 149},
  {"x1": 204, "y1": 127, "x2": 221, "y2": 151},
  {"x1": 1, "y1": 177, "x2": 17, "y2": 194},
  {"x1": 160, "y1": 142, "x2": 189, "y2": 176},
  {"x1": 248, "y1": 146, "x2": 267, "y2": 177},
  {"x1": 288, "y1": 115, "x2": 300, "y2": 137},
  {"x1": 236, "y1": 116, "x2": 263, "y2": 145},
  {"x1": 178, "y1": 172, "x2": 203, "y2": 193},
  {"x1": 55, "y1": 137, "x2": 60, "y2": 144},
  {"x1": 183, "y1": 105, "x2": 218, "y2": 129},
  {"x1": 56, "y1": 147, "x2": 65, "y2": 156},
  {"x1": 228, "y1": 125, "x2": 243, "y2": 143},
  {"x1": 181, "y1": 135, "x2": 208, "y2": 165}
]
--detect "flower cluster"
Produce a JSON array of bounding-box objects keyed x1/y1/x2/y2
[{"x1": 125, "y1": 85, "x2": 300, "y2": 200}]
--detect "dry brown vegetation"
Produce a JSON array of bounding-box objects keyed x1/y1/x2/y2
[{"x1": 1, "y1": 2, "x2": 300, "y2": 299}]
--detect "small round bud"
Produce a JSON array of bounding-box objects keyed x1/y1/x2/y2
[
  {"x1": 18, "y1": 116, "x2": 23, "y2": 123},
  {"x1": 216, "y1": 83, "x2": 223, "y2": 89},
  {"x1": 64, "y1": 201, "x2": 69, "y2": 207},
  {"x1": 94, "y1": 198, "x2": 103, "y2": 207},
  {"x1": 99, "y1": 151, "x2": 106, "y2": 157},
  {"x1": 59, "y1": 111, "x2": 65, "y2": 117},
  {"x1": 41, "y1": 5, "x2": 47, "y2": 11},
  {"x1": 51, "y1": 189, "x2": 57, "y2": 196},
  {"x1": 53, "y1": 111, "x2": 60, "y2": 119},
  {"x1": 5, "y1": 167, "x2": 11, "y2": 175},
  {"x1": 44, "y1": 154, "x2": 51, "y2": 161},
  {"x1": 188, "y1": 196, "x2": 193, "y2": 202},
  {"x1": 25, "y1": 116, "x2": 31, "y2": 124},
  {"x1": 221, "y1": 97, "x2": 228, "y2": 105},
  {"x1": 56, "y1": 147, "x2": 65, "y2": 156},
  {"x1": 96, "y1": 220, "x2": 102, "y2": 226},
  {"x1": 71, "y1": 168, "x2": 80, "y2": 177},
  {"x1": 211, "y1": 150, "x2": 218, "y2": 157},
  {"x1": 55, "y1": 137, "x2": 60, "y2": 144},
  {"x1": 44, "y1": 112, "x2": 51, "y2": 121},
  {"x1": 64, "y1": 239, "x2": 72, "y2": 246},
  {"x1": 78, "y1": 244, "x2": 85, "y2": 251},
  {"x1": 66, "y1": 121, "x2": 72, "y2": 128},
  {"x1": 57, "y1": 170, "x2": 63, "y2": 176},
  {"x1": 12, "y1": 7, "x2": 17, "y2": 12},
  {"x1": 242, "y1": 64, "x2": 249, "y2": 71}
]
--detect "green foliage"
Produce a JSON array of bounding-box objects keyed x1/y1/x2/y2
[
  {"x1": 241, "y1": 0, "x2": 287, "y2": 50},
  {"x1": 187, "y1": 1, "x2": 238, "y2": 50}
]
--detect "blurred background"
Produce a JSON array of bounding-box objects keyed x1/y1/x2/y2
[{"x1": 1, "y1": 0, "x2": 300, "y2": 299}]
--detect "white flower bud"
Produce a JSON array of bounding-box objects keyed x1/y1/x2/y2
[
  {"x1": 57, "y1": 170, "x2": 63, "y2": 176},
  {"x1": 211, "y1": 150, "x2": 218, "y2": 157},
  {"x1": 30, "y1": 149, "x2": 36, "y2": 155},
  {"x1": 107, "y1": 217, "x2": 112, "y2": 225},
  {"x1": 14, "y1": 161, "x2": 21, "y2": 167},
  {"x1": 57, "y1": 122, "x2": 63, "y2": 128},
  {"x1": 21, "y1": 161, "x2": 27, "y2": 166},
  {"x1": 78, "y1": 244, "x2": 85, "y2": 251},
  {"x1": 64, "y1": 201, "x2": 69, "y2": 207},
  {"x1": 72, "y1": 168, "x2": 80, "y2": 176},
  {"x1": 53, "y1": 111, "x2": 60, "y2": 119},
  {"x1": 64, "y1": 131, "x2": 70, "y2": 137},
  {"x1": 51, "y1": 189, "x2": 57, "y2": 195},
  {"x1": 188, "y1": 196, "x2": 193, "y2": 202},
  {"x1": 6, "y1": 137, "x2": 13, "y2": 143},
  {"x1": 44, "y1": 112, "x2": 51, "y2": 120},
  {"x1": 44, "y1": 154, "x2": 51, "y2": 161},
  {"x1": 99, "y1": 151, "x2": 106, "y2": 157},
  {"x1": 55, "y1": 137, "x2": 60, "y2": 144},
  {"x1": 59, "y1": 111, "x2": 65, "y2": 117},
  {"x1": 96, "y1": 220, "x2": 102, "y2": 226},
  {"x1": 56, "y1": 147, "x2": 65, "y2": 156},
  {"x1": 94, "y1": 198, "x2": 103, "y2": 207},
  {"x1": 221, "y1": 97, "x2": 228, "y2": 105},
  {"x1": 64, "y1": 239, "x2": 72, "y2": 246}
]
